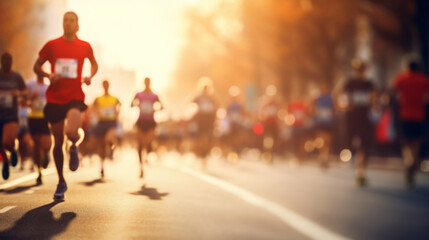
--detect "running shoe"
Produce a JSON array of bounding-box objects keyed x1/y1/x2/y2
[
  {"x1": 36, "y1": 172, "x2": 42, "y2": 185},
  {"x1": 69, "y1": 146, "x2": 79, "y2": 171},
  {"x1": 10, "y1": 151, "x2": 18, "y2": 167},
  {"x1": 2, "y1": 160, "x2": 9, "y2": 180},
  {"x1": 42, "y1": 154, "x2": 50, "y2": 169},
  {"x1": 53, "y1": 182, "x2": 68, "y2": 200}
]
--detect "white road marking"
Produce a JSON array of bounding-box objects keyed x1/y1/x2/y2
[
  {"x1": 0, "y1": 206, "x2": 16, "y2": 214},
  {"x1": 0, "y1": 168, "x2": 56, "y2": 190},
  {"x1": 180, "y1": 166, "x2": 351, "y2": 240},
  {"x1": 24, "y1": 190, "x2": 35, "y2": 194}
]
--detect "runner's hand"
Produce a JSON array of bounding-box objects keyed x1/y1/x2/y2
[
  {"x1": 49, "y1": 73, "x2": 60, "y2": 84},
  {"x1": 83, "y1": 76, "x2": 92, "y2": 85}
]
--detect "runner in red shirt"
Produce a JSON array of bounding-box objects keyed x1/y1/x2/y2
[
  {"x1": 393, "y1": 61, "x2": 429, "y2": 188},
  {"x1": 33, "y1": 11, "x2": 98, "y2": 200}
]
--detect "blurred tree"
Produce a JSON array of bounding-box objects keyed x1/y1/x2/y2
[
  {"x1": 171, "y1": 0, "x2": 424, "y2": 105},
  {"x1": 0, "y1": 0, "x2": 46, "y2": 79}
]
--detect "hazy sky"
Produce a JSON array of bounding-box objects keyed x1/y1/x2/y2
[{"x1": 66, "y1": 0, "x2": 195, "y2": 92}]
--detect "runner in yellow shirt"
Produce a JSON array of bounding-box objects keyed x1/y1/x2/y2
[{"x1": 92, "y1": 80, "x2": 121, "y2": 178}]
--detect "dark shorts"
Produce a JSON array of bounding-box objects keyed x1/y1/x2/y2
[
  {"x1": 400, "y1": 121, "x2": 423, "y2": 141},
  {"x1": 136, "y1": 119, "x2": 156, "y2": 132},
  {"x1": 93, "y1": 120, "x2": 117, "y2": 137},
  {"x1": 28, "y1": 118, "x2": 51, "y2": 135},
  {"x1": 0, "y1": 119, "x2": 18, "y2": 138},
  {"x1": 44, "y1": 100, "x2": 88, "y2": 124}
]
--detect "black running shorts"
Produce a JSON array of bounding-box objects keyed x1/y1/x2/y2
[
  {"x1": 44, "y1": 100, "x2": 88, "y2": 124},
  {"x1": 93, "y1": 120, "x2": 117, "y2": 137},
  {"x1": 136, "y1": 119, "x2": 156, "y2": 132},
  {"x1": 400, "y1": 121, "x2": 424, "y2": 141},
  {"x1": 28, "y1": 117, "x2": 51, "y2": 135}
]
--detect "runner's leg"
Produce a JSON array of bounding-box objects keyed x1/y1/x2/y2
[
  {"x1": 31, "y1": 135, "x2": 43, "y2": 183},
  {"x1": 50, "y1": 121, "x2": 66, "y2": 183},
  {"x1": 41, "y1": 134, "x2": 52, "y2": 167},
  {"x1": 3, "y1": 122, "x2": 19, "y2": 167},
  {"x1": 65, "y1": 108, "x2": 82, "y2": 145},
  {"x1": 137, "y1": 129, "x2": 145, "y2": 177},
  {"x1": 97, "y1": 134, "x2": 106, "y2": 177}
]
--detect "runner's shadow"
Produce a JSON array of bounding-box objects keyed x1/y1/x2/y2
[
  {"x1": 0, "y1": 201, "x2": 76, "y2": 239},
  {"x1": 131, "y1": 184, "x2": 169, "y2": 200},
  {"x1": 365, "y1": 186, "x2": 429, "y2": 208},
  {"x1": 80, "y1": 178, "x2": 106, "y2": 187},
  {"x1": 0, "y1": 182, "x2": 40, "y2": 194}
]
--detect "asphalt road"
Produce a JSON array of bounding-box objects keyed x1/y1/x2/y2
[{"x1": 1, "y1": 146, "x2": 429, "y2": 240}]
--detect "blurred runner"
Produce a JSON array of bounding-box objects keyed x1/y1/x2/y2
[
  {"x1": 392, "y1": 60, "x2": 429, "y2": 188},
  {"x1": 192, "y1": 81, "x2": 217, "y2": 167},
  {"x1": 131, "y1": 77, "x2": 162, "y2": 178},
  {"x1": 342, "y1": 60, "x2": 377, "y2": 187},
  {"x1": 0, "y1": 52, "x2": 27, "y2": 180},
  {"x1": 33, "y1": 11, "x2": 98, "y2": 200},
  {"x1": 27, "y1": 73, "x2": 51, "y2": 184},
  {"x1": 226, "y1": 86, "x2": 245, "y2": 159},
  {"x1": 92, "y1": 79, "x2": 121, "y2": 178},
  {"x1": 311, "y1": 82, "x2": 335, "y2": 168},
  {"x1": 258, "y1": 85, "x2": 280, "y2": 163}
]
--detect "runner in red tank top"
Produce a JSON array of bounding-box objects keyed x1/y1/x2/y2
[{"x1": 33, "y1": 11, "x2": 98, "y2": 200}]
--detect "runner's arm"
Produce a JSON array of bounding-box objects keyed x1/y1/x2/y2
[
  {"x1": 90, "y1": 58, "x2": 98, "y2": 79},
  {"x1": 33, "y1": 58, "x2": 50, "y2": 78},
  {"x1": 11, "y1": 89, "x2": 28, "y2": 98},
  {"x1": 33, "y1": 57, "x2": 60, "y2": 84},
  {"x1": 83, "y1": 58, "x2": 98, "y2": 85},
  {"x1": 131, "y1": 95, "x2": 139, "y2": 107},
  {"x1": 156, "y1": 96, "x2": 164, "y2": 111}
]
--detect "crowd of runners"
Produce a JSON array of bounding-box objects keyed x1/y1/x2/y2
[{"x1": 1, "y1": 11, "x2": 429, "y2": 201}]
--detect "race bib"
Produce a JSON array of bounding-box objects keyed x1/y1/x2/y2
[
  {"x1": 0, "y1": 91, "x2": 13, "y2": 108},
  {"x1": 351, "y1": 92, "x2": 370, "y2": 106},
  {"x1": 200, "y1": 100, "x2": 214, "y2": 112},
  {"x1": 32, "y1": 97, "x2": 46, "y2": 111},
  {"x1": 100, "y1": 106, "x2": 116, "y2": 118},
  {"x1": 140, "y1": 101, "x2": 154, "y2": 114},
  {"x1": 55, "y1": 58, "x2": 78, "y2": 78}
]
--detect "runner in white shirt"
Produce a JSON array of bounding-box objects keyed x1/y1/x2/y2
[{"x1": 27, "y1": 73, "x2": 52, "y2": 184}]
